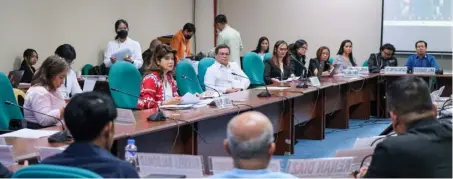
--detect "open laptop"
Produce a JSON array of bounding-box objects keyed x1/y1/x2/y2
[{"x1": 8, "y1": 70, "x2": 24, "y2": 88}]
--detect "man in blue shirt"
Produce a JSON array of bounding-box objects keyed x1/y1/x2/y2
[
  {"x1": 405, "y1": 40, "x2": 440, "y2": 71},
  {"x1": 41, "y1": 92, "x2": 139, "y2": 178},
  {"x1": 211, "y1": 111, "x2": 296, "y2": 178}
]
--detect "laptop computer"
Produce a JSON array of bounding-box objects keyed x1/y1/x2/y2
[{"x1": 8, "y1": 70, "x2": 24, "y2": 88}]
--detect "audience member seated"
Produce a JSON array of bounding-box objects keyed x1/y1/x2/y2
[
  {"x1": 104, "y1": 19, "x2": 143, "y2": 69},
  {"x1": 264, "y1": 40, "x2": 292, "y2": 85},
  {"x1": 54, "y1": 44, "x2": 81, "y2": 99},
  {"x1": 334, "y1": 39, "x2": 357, "y2": 73},
  {"x1": 405, "y1": 40, "x2": 440, "y2": 71},
  {"x1": 289, "y1": 39, "x2": 308, "y2": 77},
  {"x1": 251, "y1": 36, "x2": 269, "y2": 61},
  {"x1": 24, "y1": 56, "x2": 67, "y2": 129},
  {"x1": 368, "y1": 43, "x2": 398, "y2": 73},
  {"x1": 137, "y1": 44, "x2": 180, "y2": 109},
  {"x1": 171, "y1": 23, "x2": 195, "y2": 61},
  {"x1": 356, "y1": 77, "x2": 452, "y2": 178},
  {"x1": 204, "y1": 44, "x2": 250, "y2": 94},
  {"x1": 140, "y1": 39, "x2": 162, "y2": 75},
  {"x1": 41, "y1": 92, "x2": 139, "y2": 178},
  {"x1": 18, "y1": 48, "x2": 38, "y2": 83},
  {"x1": 211, "y1": 111, "x2": 297, "y2": 178},
  {"x1": 0, "y1": 163, "x2": 12, "y2": 178},
  {"x1": 309, "y1": 46, "x2": 333, "y2": 76}
]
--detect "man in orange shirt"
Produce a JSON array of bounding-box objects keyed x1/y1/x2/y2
[{"x1": 171, "y1": 23, "x2": 195, "y2": 62}]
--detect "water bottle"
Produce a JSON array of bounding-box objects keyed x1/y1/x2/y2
[{"x1": 125, "y1": 139, "x2": 138, "y2": 170}]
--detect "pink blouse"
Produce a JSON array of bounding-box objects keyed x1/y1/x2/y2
[{"x1": 23, "y1": 86, "x2": 66, "y2": 127}]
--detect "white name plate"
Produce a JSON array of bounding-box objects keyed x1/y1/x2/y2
[
  {"x1": 353, "y1": 136, "x2": 387, "y2": 148},
  {"x1": 209, "y1": 156, "x2": 281, "y2": 174},
  {"x1": 137, "y1": 153, "x2": 204, "y2": 178},
  {"x1": 214, "y1": 97, "x2": 233, "y2": 109},
  {"x1": 287, "y1": 157, "x2": 354, "y2": 178},
  {"x1": 38, "y1": 146, "x2": 66, "y2": 161},
  {"x1": 309, "y1": 77, "x2": 321, "y2": 87},
  {"x1": 0, "y1": 138, "x2": 6, "y2": 145},
  {"x1": 335, "y1": 147, "x2": 376, "y2": 171},
  {"x1": 348, "y1": 67, "x2": 369, "y2": 74},
  {"x1": 413, "y1": 67, "x2": 436, "y2": 75},
  {"x1": 343, "y1": 69, "x2": 359, "y2": 77},
  {"x1": 115, "y1": 108, "x2": 136, "y2": 125},
  {"x1": 0, "y1": 145, "x2": 16, "y2": 166},
  {"x1": 384, "y1": 67, "x2": 407, "y2": 74}
]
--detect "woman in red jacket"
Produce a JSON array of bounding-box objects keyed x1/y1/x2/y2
[{"x1": 137, "y1": 44, "x2": 181, "y2": 109}]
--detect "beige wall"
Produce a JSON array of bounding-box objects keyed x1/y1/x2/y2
[
  {"x1": 195, "y1": 0, "x2": 215, "y2": 54},
  {"x1": 0, "y1": 0, "x2": 194, "y2": 73}
]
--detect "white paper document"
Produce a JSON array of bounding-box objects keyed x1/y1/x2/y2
[
  {"x1": 82, "y1": 78, "x2": 97, "y2": 92},
  {"x1": 160, "y1": 104, "x2": 194, "y2": 110},
  {"x1": 282, "y1": 76, "x2": 299, "y2": 82},
  {"x1": 353, "y1": 136, "x2": 386, "y2": 148},
  {"x1": 115, "y1": 108, "x2": 136, "y2": 125},
  {"x1": 180, "y1": 93, "x2": 201, "y2": 105},
  {"x1": 0, "y1": 129, "x2": 59, "y2": 138},
  {"x1": 112, "y1": 47, "x2": 132, "y2": 62},
  {"x1": 255, "y1": 86, "x2": 290, "y2": 90}
]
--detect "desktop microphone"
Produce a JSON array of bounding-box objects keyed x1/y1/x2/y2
[
  {"x1": 4, "y1": 101, "x2": 72, "y2": 143},
  {"x1": 180, "y1": 75, "x2": 223, "y2": 98},
  {"x1": 110, "y1": 88, "x2": 166, "y2": 121},
  {"x1": 231, "y1": 72, "x2": 271, "y2": 97},
  {"x1": 290, "y1": 58, "x2": 311, "y2": 88}
]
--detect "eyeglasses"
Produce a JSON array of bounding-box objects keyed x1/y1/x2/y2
[{"x1": 218, "y1": 53, "x2": 230, "y2": 56}]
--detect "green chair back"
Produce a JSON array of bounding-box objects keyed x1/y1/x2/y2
[
  {"x1": 242, "y1": 52, "x2": 264, "y2": 87},
  {"x1": 263, "y1": 53, "x2": 272, "y2": 61},
  {"x1": 0, "y1": 72, "x2": 23, "y2": 130},
  {"x1": 362, "y1": 60, "x2": 369, "y2": 67},
  {"x1": 197, "y1": 57, "x2": 215, "y2": 91},
  {"x1": 328, "y1": 57, "x2": 334, "y2": 64},
  {"x1": 81, "y1": 64, "x2": 94, "y2": 75},
  {"x1": 12, "y1": 164, "x2": 102, "y2": 178},
  {"x1": 108, "y1": 62, "x2": 142, "y2": 109},
  {"x1": 175, "y1": 60, "x2": 203, "y2": 95}
]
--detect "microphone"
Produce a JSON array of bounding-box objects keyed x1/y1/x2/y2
[
  {"x1": 290, "y1": 58, "x2": 310, "y2": 88},
  {"x1": 180, "y1": 75, "x2": 222, "y2": 98},
  {"x1": 4, "y1": 101, "x2": 72, "y2": 143},
  {"x1": 110, "y1": 88, "x2": 165, "y2": 121},
  {"x1": 231, "y1": 72, "x2": 271, "y2": 97}
]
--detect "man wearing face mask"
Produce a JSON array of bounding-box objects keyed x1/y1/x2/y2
[
  {"x1": 41, "y1": 92, "x2": 139, "y2": 178},
  {"x1": 355, "y1": 76, "x2": 452, "y2": 178},
  {"x1": 368, "y1": 43, "x2": 398, "y2": 73},
  {"x1": 171, "y1": 23, "x2": 195, "y2": 62}
]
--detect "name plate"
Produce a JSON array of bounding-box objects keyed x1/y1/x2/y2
[
  {"x1": 0, "y1": 145, "x2": 16, "y2": 166},
  {"x1": 137, "y1": 153, "x2": 204, "y2": 178},
  {"x1": 0, "y1": 138, "x2": 5, "y2": 145},
  {"x1": 214, "y1": 97, "x2": 233, "y2": 109},
  {"x1": 209, "y1": 156, "x2": 281, "y2": 174},
  {"x1": 413, "y1": 67, "x2": 436, "y2": 75},
  {"x1": 308, "y1": 77, "x2": 321, "y2": 87},
  {"x1": 38, "y1": 146, "x2": 66, "y2": 161},
  {"x1": 115, "y1": 108, "x2": 136, "y2": 125},
  {"x1": 343, "y1": 69, "x2": 359, "y2": 77},
  {"x1": 384, "y1": 66, "x2": 407, "y2": 74},
  {"x1": 335, "y1": 147, "x2": 376, "y2": 171},
  {"x1": 348, "y1": 67, "x2": 369, "y2": 74},
  {"x1": 287, "y1": 157, "x2": 354, "y2": 177}
]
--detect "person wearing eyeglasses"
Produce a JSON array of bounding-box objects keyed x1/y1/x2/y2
[{"x1": 368, "y1": 43, "x2": 398, "y2": 73}]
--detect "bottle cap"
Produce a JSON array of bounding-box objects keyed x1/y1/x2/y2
[{"x1": 127, "y1": 139, "x2": 135, "y2": 145}]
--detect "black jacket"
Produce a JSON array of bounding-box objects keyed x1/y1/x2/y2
[
  {"x1": 289, "y1": 55, "x2": 306, "y2": 77},
  {"x1": 264, "y1": 59, "x2": 291, "y2": 85},
  {"x1": 18, "y1": 60, "x2": 35, "y2": 83},
  {"x1": 368, "y1": 53, "x2": 398, "y2": 73},
  {"x1": 365, "y1": 118, "x2": 452, "y2": 178},
  {"x1": 308, "y1": 58, "x2": 331, "y2": 77},
  {"x1": 0, "y1": 163, "x2": 12, "y2": 178}
]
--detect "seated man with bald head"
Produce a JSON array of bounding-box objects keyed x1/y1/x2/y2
[{"x1": 211, "y1": 111, "x2": 296, "y2": 178}]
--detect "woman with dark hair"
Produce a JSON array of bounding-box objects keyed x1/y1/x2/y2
[
  {"x1": 104, "y1": 19, "x2": 143, "y2": 69},
  {"x1": 289, "y1": 39, "x2": 308, "y2": 77},
  {"x1": 54, "y1": 44, "x2": 82, "y2": 99},
  {"x1": 309, "y1": 46, "x2": 333, "y2": 76},
  {"x1": 251, "y1": 36, "x2": 269, "y2": 61},
  {"x1": 137, "y1": 44, "x2": 181, "y2": 109},
  {"x1": 19, "y1": 48, "x2": 38, "y2": 83},
  {"x1": 24, "y1": 55, "x2": 68, "y2": 129},
  {"x1": 140, "y1": 39, "x2": 162, "y2": 75},
  {"x1": 368, "y1": 43, "x2": 398, "y2": 73},
  {"x1": 264, "y1": 40, "x2": 292, "y2": 85},
  {"x1": 334, "y1": 39, "x2": 357, "y2": 73}
]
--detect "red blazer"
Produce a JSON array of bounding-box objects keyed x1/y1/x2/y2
[{"x1": 137, "y1": 72, "x2": 179, "y2": 109}]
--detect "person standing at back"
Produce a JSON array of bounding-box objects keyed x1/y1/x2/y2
[
  {"x1": 171, "y1": 23, "x2": 195, "y2": 62},
  {"x1": 355, "y1": 76, "x2": 452, "y2": 178},
  {"x1": 18, "y1": 48, "x2": 38, "y2": 83},
  {"x1": 214, "y1": 14, "x2": 243, "y2": 67},
  {"x1": 405, "y1": 40, "x2": 440, "y2": 71},
  {"x1": 41, "y1": 92, "x2": 139, "y2": 178},
  {"x1": 211, "y1": 111, "x2": 296, "y2": 178},
  {"x1": 104, "y1": 19, "x2": 143, "y2": 69}
]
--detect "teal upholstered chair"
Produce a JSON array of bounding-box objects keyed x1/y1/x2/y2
[
  {"x1": 197, "y1": 57, "x2": 215, "y2": 91},
  {"x1": 0, "y1": 72, "x2": 23, "y2": 130},
  {"x1": 12, "y1": 164, "x2": 102, "y2": 178},
  {"x1": 108, "y1": 61, "x2": 142, "y2": 109},
  {"x1": 263, "y1": 53, "x2": 272, "y2": 61},
  {"x1": 175, "y1": 60, "x2": 203, "y2": 95},
  {"x1": 328, "y1": 57, "x2": 334, "y2": 64},
  {"x1": 242, "y1": 52, "x2": 265, "y2": 88},
  {"x1": 362, "y1": 60, "x2": 369, "y2": 67},
  {"x1": 81, "y1": 64, "x2": 94, "y2": 75}
]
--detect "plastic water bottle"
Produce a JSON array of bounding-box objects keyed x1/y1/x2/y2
[{"x1": 125, "y1": 139, "x2": 138, "y2": 170}]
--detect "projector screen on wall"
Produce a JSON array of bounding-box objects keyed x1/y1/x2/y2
[{"x1": 382, "y1": 0, "x2": 452, "y2": 53}]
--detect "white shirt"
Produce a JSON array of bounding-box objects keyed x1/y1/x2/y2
[
  {"x1": 58, "y1": 69, "x2": 82, "y2": 99},
  {"x1": 104, "y1": 37, "x2": 143, "y2": 69},
  {"x1": 216, "y1": 25, "x2": 243, "y2": 65},
  {"x1": 163, "y1": 80, "x2": 173, "y2": 101},
  {"x1": 24, "y1": 86, "x2": 66, "y2": 127},
  {"x1": 204, "y1": 61, "x2": 250, "y2": 94}
]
